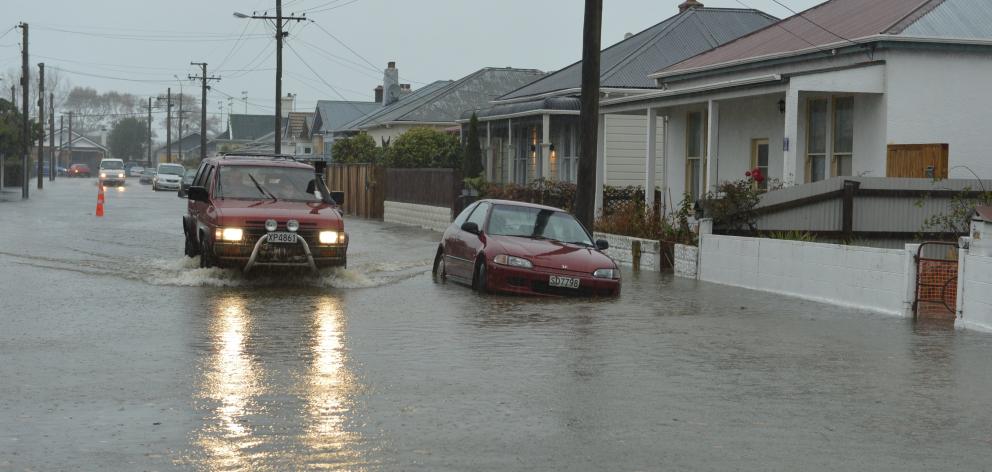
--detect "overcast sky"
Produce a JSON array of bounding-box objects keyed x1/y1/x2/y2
[{"x1": 4, "y1": 0, "x2": 821, "y2": 117}]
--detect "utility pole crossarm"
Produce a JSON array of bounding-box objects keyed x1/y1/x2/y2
[{"x1": 189, "y1": 62, "x2": 220, "y2": 161}]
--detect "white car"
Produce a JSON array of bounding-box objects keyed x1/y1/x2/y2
[
  {"x1": 128, "y1": 166, "x2": 145, "y2": 177},
  {"x1": 98, "y1": 159, "x2": 127, "y2": 186},
  {"x1": 153, "y1": 164, "x2": 185, "y2": 191}
]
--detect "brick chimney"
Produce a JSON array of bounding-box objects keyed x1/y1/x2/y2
[
  {"x1": 679, "y1": 0, "x2": 703, "y2": 13},
  {"x1": 374, "y1": 85, "x2": 384, "y2": 104}
]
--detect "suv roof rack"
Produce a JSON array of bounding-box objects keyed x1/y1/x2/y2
[{"x1": 218, "y1": 152, "x2": 299, "y2": 162}]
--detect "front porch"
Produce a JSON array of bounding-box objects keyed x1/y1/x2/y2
[{"x1": 596, "y1": 63, "x2": 888, "y2": 213}]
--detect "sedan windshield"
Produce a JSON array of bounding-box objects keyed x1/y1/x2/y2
[
  {"x1": 157, "y1": 165, "x2": 185, "y2": 176},
  {"x1": 217, "y1": 165, "x2": 320, "y2": 202},
  {"x1": 487, "y1": 204, "x2": 593, "y2": 246}
]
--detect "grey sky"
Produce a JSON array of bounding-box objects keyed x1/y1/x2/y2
[{"x1": 4, "y1": 0, "x2": 820, "y2": 117}]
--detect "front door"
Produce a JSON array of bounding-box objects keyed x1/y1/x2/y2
[{"x1": 751, "y1": 139, "x2": 769, "y2": 190}]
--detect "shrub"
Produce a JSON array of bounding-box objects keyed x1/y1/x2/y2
[
  {"x1": 384, "y1": 127, "x2": 462, "y2": 168},
  {"x1": 332, "y1": 132, "x2": 380, "y2": 164},
  {"x1": 918, "y1": 185, "x2": 992, "y2": 238},
  {"x1": 483, "y1": 178, "x2": 576, "y2": 212},
  {"x1": 593, "y1": 193, "x2": 698, "y2": 245},
  {"x1": 700, "y1": 176, "x2": 763, "y2": 232}
]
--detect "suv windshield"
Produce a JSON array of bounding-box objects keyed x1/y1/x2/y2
[
  {"x1": 217, "y1": 165, "x2": 321, "y2": 202},
  {"x1": 157, "y1": 165, "x2": 185, "y2": 176},
  {"x1": 487, "y1": 204, "x2": 593, "y2": 246},
  {"x1": 100, "y1": 161, "x2": 124, "y2": 170}
]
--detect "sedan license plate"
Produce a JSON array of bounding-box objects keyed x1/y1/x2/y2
[
  {"x1": 548, "y1": 275, "x2": 580, "y2": 289},
  {"x1": 268, "y1": 232, "x2": 297, "y2": 244}
]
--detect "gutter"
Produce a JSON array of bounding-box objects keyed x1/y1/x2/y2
[
  {"x1": 459, "y1": 109, "x2": 581, "y2": 124},
  {"x1": 600, "y1": 74, "x2": 782, "y2": 108},
  {"x1": 492, "y1": 87, "x2": 661, "y2": 105}
]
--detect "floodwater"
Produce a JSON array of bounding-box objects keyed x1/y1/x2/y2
[{"x1": 2, "y1": 179, "x2": 992, "y2": 471}]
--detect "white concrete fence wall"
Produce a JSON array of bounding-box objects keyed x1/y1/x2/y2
[
  {"x1": 594, "y1": 232, "x2": 662, "y2": 272},
  {"x1": 383, "y1": 201, "x2": 451, "y2": 233}
]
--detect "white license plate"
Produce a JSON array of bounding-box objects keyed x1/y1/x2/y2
[
  {"x1": 548, "y1": 275, "x2": 580, "y2": 289},
  {"x1": 268, "y1": 232, "x2": 297, "y2": 244}
]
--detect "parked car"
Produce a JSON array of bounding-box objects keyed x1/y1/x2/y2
[
  {"x1": 128, "y1": 166, "x2": 145, "y2": 177},
  {"x1": 152, "y1": 163, "x2": 185, "y2": 191},
  {"x1": 98, "y1": 158, "x2": 127, "y2": 186},
  {"x1": 139, "y1": 169, "x2": 156, "y2": 184},
  {"x1": 68, "y1": 163, "x2": 91, "y2": 177},
  {"x1": 178, "y1": 168, "x2": 196, "y2": 197},
  {"x1": 432, "y1": 199, "x2": 620, "y2": 296},
  {"x1": 182, "y1": 154, "x2": 348, "y2": 272}
]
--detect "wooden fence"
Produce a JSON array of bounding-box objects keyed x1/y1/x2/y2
[
  {"x1": 325, "y1": 163, "x2": 385, "y2": 219},
  {"x1": 384, "y1": 168, "x2": 462, "y2": 208}
]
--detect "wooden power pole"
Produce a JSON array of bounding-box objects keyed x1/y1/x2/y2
[
  {"x1": 36, "y1": 62, "x2": 44, "y2": 190},
  {"x1": 574, "y1": 0, "x2": 603, "y2": 229},
  {"x1": 49, "y1": 92, "x2": 54, "y2": 181},
  {"x1": 19, "y1": 22, "x2": 29, "y2": 199},
  {"x1": 189, "y1": 62, "x2": 219, "y2": 161},
  {"x1": 238, "y1": 2, "x2": 306, "y2": 154},
  {"x1": 147, "y1": 97, "x2": 153, "y2": 166}
]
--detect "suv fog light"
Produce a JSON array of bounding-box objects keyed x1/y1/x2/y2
[
  {"x1": 265, "y1": 219, "x2": 278, "y2": 232},
  {"x1": 319, "y1": 231, "x2": 339, "y2": 244},
  {"x1": 287, "y1": 220, "x2": 300, "y2": 232}
]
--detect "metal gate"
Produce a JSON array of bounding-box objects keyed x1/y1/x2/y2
[{"x1": 914, "y1": 242, "x2": 959, "y2": 320}]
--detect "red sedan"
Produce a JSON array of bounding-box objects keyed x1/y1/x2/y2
[{"x1": 432, "y1": 199, "x2": 620, "y2": 296}]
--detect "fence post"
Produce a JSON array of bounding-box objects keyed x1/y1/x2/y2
[
  {"x1": 631, "y1": 240, "x2": 642, "y2": 271},
  {"x1": 842, "y1": 180, "x2": 860, "y2": 239},
  {"x1": 903, "y1": 243, "x2": 920, "y2": 318}
]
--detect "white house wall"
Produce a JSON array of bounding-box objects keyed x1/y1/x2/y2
[
  {"x1": 604, "y1": 114, "x2": 664, "y2": 188},
  {"x1": 884, "y1": 49, "x2": 992, "y2": 179},
  {"x1": 715, "y1": 95, "x2": 785, "y2": 185}
]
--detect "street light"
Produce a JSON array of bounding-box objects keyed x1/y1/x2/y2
[{"x1": 232, "y1": 12, "x2": 250, "y2": 18}]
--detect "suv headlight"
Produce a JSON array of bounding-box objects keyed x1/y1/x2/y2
[
  {"x1": 493, "y1": 254, "x2": 533, "y2": 269},
  {"x1": 319, "y1": 231, "x2": 339, "y2": 244},
  {"x1": 215, "y1": 227, "x2": 243, "y2": 242},
  {"x1": 118, "y1": 172, "x2": 125, "y2": 178},
  {"x1": 593, "y1": 268, "x2": 620, "y2": 279},
  {"x1": 100, "y1": 172, "x2": 107, "y2": 178}
]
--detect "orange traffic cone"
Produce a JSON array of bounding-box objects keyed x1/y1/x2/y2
[{"x1": 96, "y1": 184, "x2": 105, "y2": 217}]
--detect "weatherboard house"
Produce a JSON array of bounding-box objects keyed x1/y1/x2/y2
[
  {"x1": 463, "y1": 1, "x2": 777, "y2": 187},
  {"x1": 595, "y1": 0, "x2": 992, "y2": 212}
]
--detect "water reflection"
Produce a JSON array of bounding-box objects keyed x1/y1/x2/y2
[
  {"x1": 303, "y1": 296, "x2": 363, "y2": 466},
  {"x1": 197, "y1": 295, "x2": 261, "y2": 469}
]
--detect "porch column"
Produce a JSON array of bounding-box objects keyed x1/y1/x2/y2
[
  {"x1": 594, "y1": 114, "x2": 606, "y2": 215},
  {"x1": 505, "y1": 118, "x2": 513, "y2": 184},
  {"x1": 705, "y1": 99, "x2": 720, "y2": 193},
  {"x1": 540, "y1": 114, "x2": 551, "y2": 180},
  {"x1": 783, "y1": 87, "x2": 800, "y2": 186},
  {"x1": 645, "y1": 108, "x2": 657, "y2": 210},
  {"x1": 485, "y1": 120, "x2": 493, "y2": 181}
]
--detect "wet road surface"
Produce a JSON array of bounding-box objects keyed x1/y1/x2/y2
[{"x1": 2, "y1": 178, "x2": 992, "y2": 471}]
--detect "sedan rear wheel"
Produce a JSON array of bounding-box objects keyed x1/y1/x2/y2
[{"x1": 432, "y1": 248, "x2": 447, "y2": 280}]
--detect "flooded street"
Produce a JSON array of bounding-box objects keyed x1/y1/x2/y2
[{"x1": 2, "y1": 179, "x2": 992, "y2": 471}]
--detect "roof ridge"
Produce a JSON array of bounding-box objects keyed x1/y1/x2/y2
[
  {"x1": 601, "y1": 9, "x2": 698, "y2": 82},
  {"x1": 883, "y1": 0, "x2": 947, "y2": 34}
]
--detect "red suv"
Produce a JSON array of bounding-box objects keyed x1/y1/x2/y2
[{"x1": 182, "y1": 155, "x2": 348, "y2": 272}]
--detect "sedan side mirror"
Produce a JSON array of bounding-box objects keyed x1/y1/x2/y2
[
  {"x1": 186, "y1": 186, "x2": 209, "y2": 203},
  {"x1": 461, "y1": 222, "x2": 480, "y2": 235},
  {"x1": 595, "y1": 239, "x2": 609, "y2": 251}
]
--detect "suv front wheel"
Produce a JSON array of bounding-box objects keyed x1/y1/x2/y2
[{"x1": 199, "y1": 236, "x2": 215, "y2": 268}]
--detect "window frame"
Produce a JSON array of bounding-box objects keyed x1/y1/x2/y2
[
  {"x1": 751, "y1": 138, "x2": 770, "y2": 191},
  {"x1": 685, "y1": 110, "x2": 707, "y2": 201},
  {"x1": 831, "y1": 96, "x2": 854, "y2": 178}
]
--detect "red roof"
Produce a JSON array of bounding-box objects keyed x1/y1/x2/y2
[
  {"x1": 657, "y1": 0, "x2": 940, "y2": 76},
  {"x1": 976, "y1": 206, "x2": 992, "y2": 222}
]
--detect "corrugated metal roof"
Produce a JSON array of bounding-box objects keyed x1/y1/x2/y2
[
  {"x1": 663, "y1": 0, "x2": 934, "y2": 75},
  {"x1": 896, "y1": 0, "x2": 992, "y2": 39},
  {"x1": 312, "y1": 100, "x2": 380, "y2": 134},
  {"x1": 499, "y1": 7, "x2": 776, "y2": 101},
  {"x1": 228, "y1": 114, "x2": 276, "y2": 141},
  {"x1": 346, "y1": 68, "x2": 545, "y2": 130}
]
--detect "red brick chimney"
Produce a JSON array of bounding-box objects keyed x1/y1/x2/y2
[
  {"x1": 374, "y1": 85, "x2": 384, "y2": 103},
  {"x1": 679, "y1": 0, "x2": 703, "y2": 13}
]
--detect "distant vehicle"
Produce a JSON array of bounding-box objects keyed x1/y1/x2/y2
[
  {"x1": 68, "y1": 163, "x2": 91, "y2": 178},
  {"x1": 182, "y1": 154, "x2": 348, "y2": 272},
  {"x1": 152, "y1": 163, "x2": 184, "y2": 191},
  {"x1": 432, "y1": 199, "x2": 620, "y2": 297},
  {"x1": 98, "y1": 159, "x2": 126, "y2": 186},
  {"x1": 178, "y1": 168, "x2": 196, "y2": 197},
  {"x1": 128, "y1": 166, "x2": 145, "y2": 177},
  {"x1": 139, "y1": 169, "x2": 156, "y2": 184},
  {"x1": 57, "y1": 166, "x2": 68, "y2": 177}
]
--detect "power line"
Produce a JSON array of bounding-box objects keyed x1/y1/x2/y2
[
  {"x1": 306, "y1": 0, "x2": 363, "y2": 14},
  {"x1": 734, "y1": 0, "x2": 833, "y2": 54},
  {"x1": 33, "y1": 25, "x2": 271, "y2": 42},
  {"x1": 48, "y1": 65, "x2": 176, "y2": 84},
  {"x1": 308, "y1": 20, "x2": 377, "y2": 71},
  {"x1": 769, "y1": 0, "x2": 859, "y2": 47},
  {"x1": 285, "y1": 42, "x2": 381, "y2": 125}
]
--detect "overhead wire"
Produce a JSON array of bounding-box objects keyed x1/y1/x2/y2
[{"x1": 769, "y1": 0, "x2": 860, "y2": 47}]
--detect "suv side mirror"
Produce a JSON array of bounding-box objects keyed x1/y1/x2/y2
[
  {"x1": 595, "y1": 239, "x2": 609, "y2": 251},
  {"x1": 330, "y1": 191, "x2": 345, "y2": 206},
  {"x1": 186, "y1": 186, "x2": 209, "y2": 202},
  {"x1": 461, "y1": 222, "x2": 480, "y2": 235}
]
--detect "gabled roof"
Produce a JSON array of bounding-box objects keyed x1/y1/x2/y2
[
  {"x1": 658, "y1": 0, "x2": 991, "y2": 77},
  {"x1": 498, "y1": 7, "x2": 777, "y2": 101},
  {"x1": 345, "y1": 68, "x2": 546, "y2": 131},
  {"x1": 227, "y1": 114, "x2": 276, "y2": 141},
  {"x1": 55, "y1": 130, "x2": 108, "y2": 151},
  {"x1": 312, "y1": 100, "x2": 380, "y2": 134},
  {"x1": 285, "y1": 111, "x2": 314, "y2": 138},
  {"x1": 154, "y1": 133, "x2": 201, "y2": 154}
]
